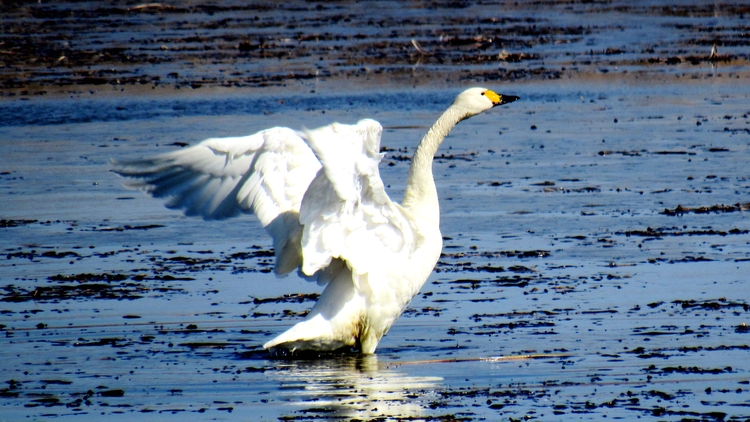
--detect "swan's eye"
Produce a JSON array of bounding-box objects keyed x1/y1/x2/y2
[{"x1": 480, "y1": 91, "x2": 486, "y2": 96}]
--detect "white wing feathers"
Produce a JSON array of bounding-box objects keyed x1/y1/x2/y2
[
  {"x1": 111, "y1": 127, "x2": 321, "y2": 275},
  {"x1": 113, "y1": 119, "x2": 415, "y2": 285},
  {"x1": 299, "y1": 119, "x2": 415, "y2": 281}
]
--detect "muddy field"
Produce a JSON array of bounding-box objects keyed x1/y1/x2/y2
[{"x1": 2, "y1": 1, "x2": 750, "y2": 421}]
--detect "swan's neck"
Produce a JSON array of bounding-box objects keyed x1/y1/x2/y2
[{"x1": 402, "y1": 106, "x2": 469, "y2": 223}]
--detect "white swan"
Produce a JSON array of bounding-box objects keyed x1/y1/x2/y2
[{"x1": 112, "y1": 87, "x2": 519, "y2": 354}]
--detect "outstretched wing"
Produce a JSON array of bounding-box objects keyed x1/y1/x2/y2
[
  {"x1": 111, "y1": 127, "x2": 321, "y2": 275},
  {"x1": 299, "y1": 119, "x2": 416, "y2": 283}
]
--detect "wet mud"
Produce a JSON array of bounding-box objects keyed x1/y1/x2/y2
[
  {"x1": 2, "y1": 0, "x2": 750, "y2": 98},
  {"x1": 2, "y1": 1, "x2": 750, "y2": 421}
]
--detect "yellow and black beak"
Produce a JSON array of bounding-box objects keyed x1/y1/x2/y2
[{"x1": 484, "y1": 90, "x2": 520, "y2": 107}]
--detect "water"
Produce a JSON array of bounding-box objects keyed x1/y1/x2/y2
[{"x1": 2, "y1": 1, "x2": 750, "y2": 420}]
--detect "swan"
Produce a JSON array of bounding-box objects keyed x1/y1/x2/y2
[{"x1": 112, "y1": 87, "x2": 519, "y2": 354}]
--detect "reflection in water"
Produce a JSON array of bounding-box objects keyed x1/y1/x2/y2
[{"x1": 270, "y1": 355, "x2": 442, "y2": 419}]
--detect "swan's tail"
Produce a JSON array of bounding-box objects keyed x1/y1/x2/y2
[
  {"x1": 263, "y1": 258, "x2": 372, "y2": 353},
  {"x1": 263, "y1": 314, "x2": 356, "y2": 352}
]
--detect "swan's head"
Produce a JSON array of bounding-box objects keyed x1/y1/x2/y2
[{"x1": 452, "y1": 87, "x2": 519, "y2": 118}]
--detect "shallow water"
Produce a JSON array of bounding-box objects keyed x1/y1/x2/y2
[{"x1": 2, "y1": 1, "x2": 750, "y2": 421}]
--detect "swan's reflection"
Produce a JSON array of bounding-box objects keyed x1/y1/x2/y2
[{"x1": 270, "y1": 354, "x2": 442, "y2": 418}]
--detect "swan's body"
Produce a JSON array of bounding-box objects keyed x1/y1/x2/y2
[{"x1": 113, "y1": 88, "x2": 518, "y2": 354}]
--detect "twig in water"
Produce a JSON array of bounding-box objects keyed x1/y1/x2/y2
[{"x1": 411, "y1": 39, "x2": 432, "y2": 56}]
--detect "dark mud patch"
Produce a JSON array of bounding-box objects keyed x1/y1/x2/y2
[
  {"x1": 436, "y1": 250, "x2": 549, "y2": 274},
  {"x1": 674, "y1": 298, "x2": 750, "y2": 312},
  {"x1": 618, "y1": 226, "x2": 748, "y2": 237},
  {"x1": 245, "y1": 293, "x2": 320, "y2": 305},
  {"x1": 445, "y1": 276, "x2": 536, "y2": 289},
  {"x1": 90, "y1": 224, "x2": 165, "y2": 232},
  {"x1": 48, "y1": 273, "x2": 128, "y2": 283},
  {"x1": 0, "y1": 219, "x2": 38, "y2": 228},
  {"x1": 645, "y1": 365, "x2": 734, "y2": 375},
  {"x1": 441, "y1": 250, "x2": 551, "y2": 260},
  {"x1": 0, "y1": 272, "x2": 187, "y2": 303},
  {"x1": 5, "y1": 250, "x2": 80, "y2": 260},
  {"x1": 0, "y1": 280, "x2": 171, "y2": 303},
  {"x1": 661, "y1": 202, "x2": 750, "y2": 216}
]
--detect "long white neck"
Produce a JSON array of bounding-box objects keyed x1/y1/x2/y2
[{"x1": 402, "y1": 106, "x2": 469, "y2": 223}]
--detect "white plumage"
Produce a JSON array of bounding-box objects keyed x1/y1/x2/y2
[{"x1": 112, "y1": 87, "x2": 519, "y2": 354}]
